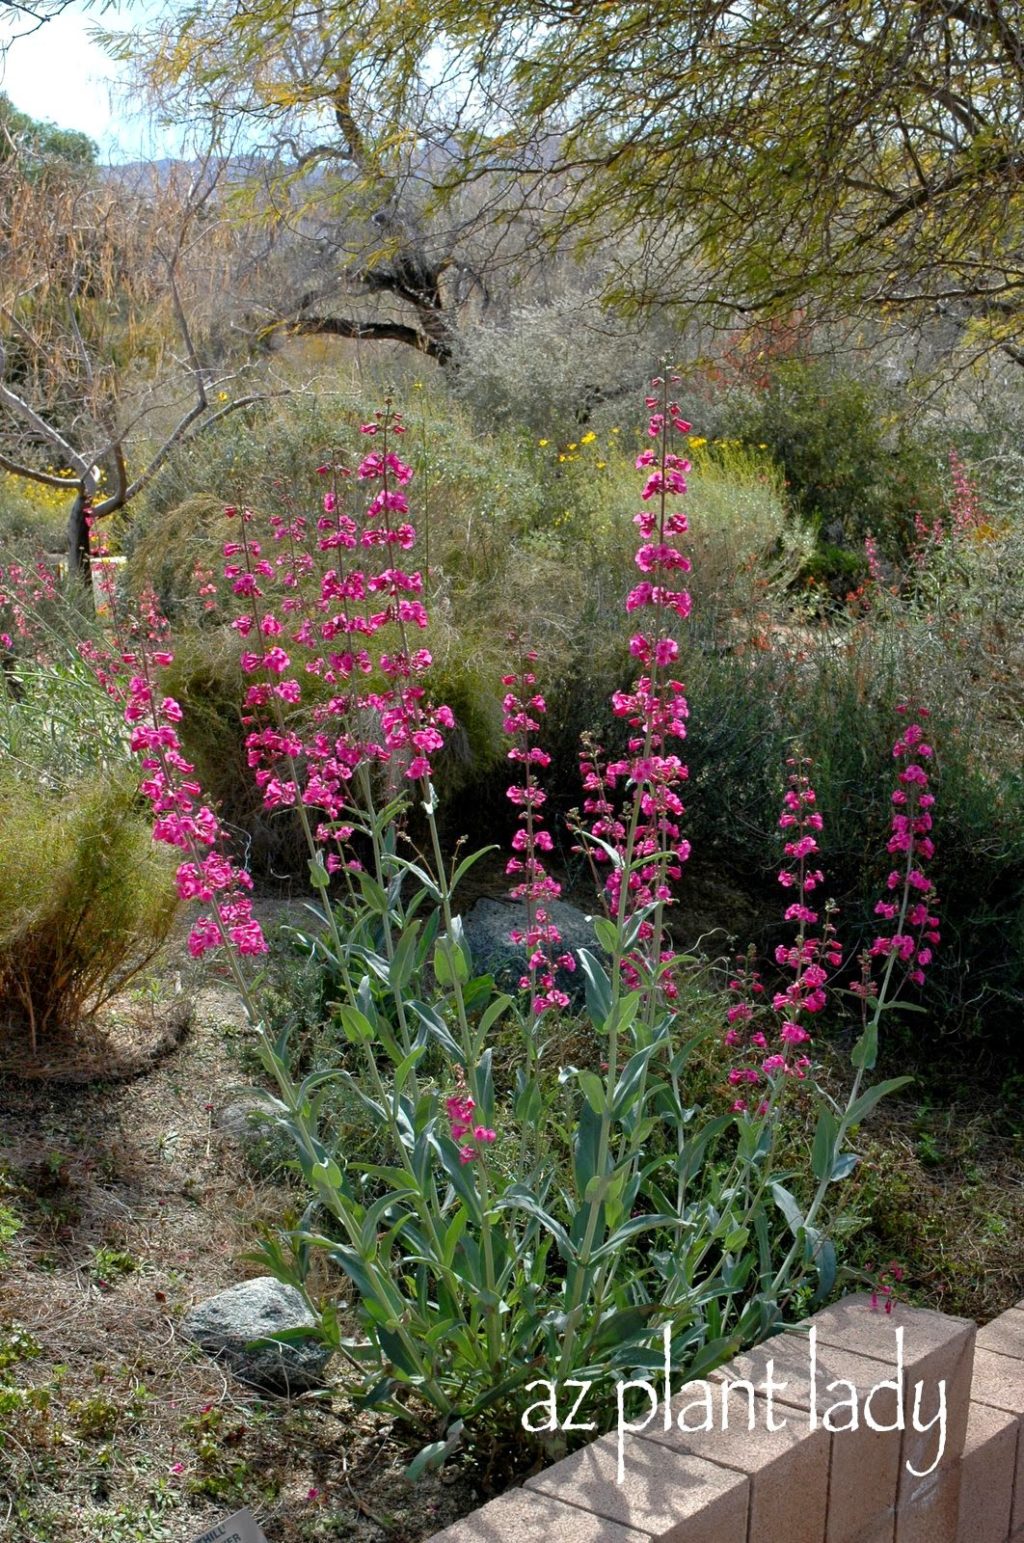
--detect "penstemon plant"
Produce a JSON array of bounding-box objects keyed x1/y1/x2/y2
[{"x1": 75, "y1": 382, "x2": 938, "y2": 1477}]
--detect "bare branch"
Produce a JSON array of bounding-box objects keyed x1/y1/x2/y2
[
  {"x1": 284, "y1": 313, "x2": 453, "y2": 361},
  {"x1": 0, "y1": 448, "x2": 82, "y2": 492}
]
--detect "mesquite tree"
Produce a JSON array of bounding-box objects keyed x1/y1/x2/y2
[{"x1": 116, "y1": 0, "x2": 1024, "y2": 370}]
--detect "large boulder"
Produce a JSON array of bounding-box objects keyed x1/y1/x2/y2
[
  {"x1": 183, "y1": 1277, "x2": 331, "y2": 1395},
  {"x1": 461, "y1": 897, "x2": 604, "y2": 1002}
]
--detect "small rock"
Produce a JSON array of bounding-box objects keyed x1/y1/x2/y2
[
  {"x1": 215, "y1": 1097, "x2": 269, "y2": 1144},
  {"x1": 183, "y1": 1277, "x2": 331, "y2": 1394},
  {"x1": 461, "y1": 897, "x2": 604, "y2": 1002}
]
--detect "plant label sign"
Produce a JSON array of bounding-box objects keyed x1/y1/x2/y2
[{"x1": 188, "y1": 1508, "x2": 268, "y2": 1543}]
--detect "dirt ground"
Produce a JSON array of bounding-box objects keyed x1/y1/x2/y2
[{"x1": 0, "y1": 959, "x2": 479, "y2": 1543}]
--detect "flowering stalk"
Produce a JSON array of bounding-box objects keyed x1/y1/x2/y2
[
  {"x1": 502, "y1": 645, "x2": 575, "y2": 1021},
  {"x1": 76, "y1": 583, "x2": 271, "y2": 969},
  {"x1": 725, "y1": 756, "x2": 841, "y2": 1110},
  {"x1": 911, "y1": 450, "x2": 981, "y2": 561},
  {"x1": 578, "y1": 376, "x2": 692, "y2": 996},
  {"x1": 223, "y1": 407, "x2": 456, "y2": 1056},
  {"x1": 769, "y1": 706, "x2": 939, "y2": 1296},
  {"x1": 851, "y1": 707, "x2": 940, "y2": 1025},
  {"x1": 221, "y1": 410, "x2": 512, "y2": 1370},
  {"x1": 947, "y1": 450, "x2": 981, "y2": 539},
  {"x1": 446, "y1": 1083, "x2": 497, "y2": 1166},
  {"x1": 558, "y1": 374, "x2": 693, "y2": 1375}
]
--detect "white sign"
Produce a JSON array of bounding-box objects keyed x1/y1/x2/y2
[{"x1": 189, "y1": 1508, "x2": 269, "y2": 1543}]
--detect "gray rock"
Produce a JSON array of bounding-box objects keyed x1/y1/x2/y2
[
  {"x1": 461, "y1": 897, "x2": 604, "y2": 1002},
  {"x1": 183, "y1": 1277, "x2": 331, "y2": 1395},
  {"x1": 215, "y1": 1097, "x2": 269, "y2": 1144}
]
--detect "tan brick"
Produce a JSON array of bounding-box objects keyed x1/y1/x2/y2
[
  {"x1": 796, "y1": 1293, "x2": 975, "y2": 1495},
  {"x1": 636, "y1": 1377, "x2": 830, "y2": 1542},
  {"x1": 425, "y1": 1486, "x2": 649, "y2": 1541},
  {"x1": 956, "y1": 1401, "x2": 1017, "y2": 1543},
  {"x1": 710, "y1": 1334, "x2": 901, "y2": 1542},
  {"x1": 525, "y1": 1432, "x2": 749, "y2": 1542},
  {"x1": 969, "y1": 1347, "x2": 1024, "y2": 1533},
  {"x1": 844, "y1": 1518, "x2": 895, "y2": 1543},
  {"x1": 894, "y1": 1466, "x2": 961, "y2": 1543},
  {"x1": 977, "y1": 1310, "x2": 1024, "y2": 1363}
]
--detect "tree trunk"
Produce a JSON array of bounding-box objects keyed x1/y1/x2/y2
[{"x1": 67, "y1": 492, "x2": 91, "y2": 578}]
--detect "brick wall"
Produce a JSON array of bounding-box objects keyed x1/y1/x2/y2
[{"x1": 428, "y1": 1295, "x2": 1024, "y2": 1543}]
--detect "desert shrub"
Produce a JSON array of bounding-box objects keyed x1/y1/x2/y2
[
  {"x1": 0, "y1": 561, "x2": 179, "y2": 1053},
  {"x1": 0, "y1": 652, "x2": 128, "y2": 789},
  {"x1": 449, "y1": 289, "x2": 681, "y2": 441},
  {"x1": 725, "y1": 358, "x2": 947, "y2": 559},
  {"x1": 0, "y1": 767, "x2": 178, "y2": 1051},
  {"x1": 134, "y1": 393, "x2": 368, "y2": 521},
  {"x1": 126, "y1": 494, "x2": 228, "y2": 624},
  {"x1": 0, "y1": 472, "x2": 70, "y2": 557}
]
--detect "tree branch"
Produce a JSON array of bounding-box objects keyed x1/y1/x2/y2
[
  {"x1": 93, "y1": 391, "x2": 280, "y2": 514},
  {"x1": 0, "y1": 339, "x2": 93, "y2": 483},
  {"x1": 0, "y1": 448, "x2": 82, "y2": 492},
  {"x1": 284, "y1": 313, "x2": 452, "y2": 361}
]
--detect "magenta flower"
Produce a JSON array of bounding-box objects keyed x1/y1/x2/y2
[
  {"x1": 220, "y1": 404, "x2": 455, "y2": 872},
  {"x1": 854, "y1": 708, "x2": 939, "y2": 997},
  {"x1": 726, "y1": 758, "x2": 839, "y2": 1105},
  {"x1": 579, "y1": 378, "x2": 693, "y2": 997},
  {"x1": 502, "y1": 645, "x2": 575, "y2": 1017},
  {"x1": 446, "y1": 1090, "x2": 496, "y2": 1162}
]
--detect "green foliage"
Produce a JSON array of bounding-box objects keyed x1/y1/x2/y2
[
  {"x1": 182, "y1": 1402, "x2": 263, "y2": 1504},
  {"x1": 0, "y1": 767, "x2": 178, "y2": 1050},
  {"x1": 137, "y1": 392, "x2": 388, "y2": 524},
  {"x1": 0, "y1": 92, "x2": 97, "y2": 169},
  {"x1": 0, "y1": 653, "x2": 129, "y2": 790},
  {"x1": 127, "y1": 494, "x2": 228, "y2": 624},
  {"x1": 0, "y1": 472, "x2": 71, "y2": 556},
  {"x1": 90, "y1": 1246, "x2": 139, "y2": 1283},
  {"x1": 0, "y1": 1323, "x2": 53, "y2": 1455},
  {"x1": 729, "y1": 360, "x2": 946, "y2": 557},
  {"x1": 0, "y1": 1200, "x2": 21, "y2": 1267},
  {"x1": 245, "y1": 768, "x2": 900, "y2": 1476}
]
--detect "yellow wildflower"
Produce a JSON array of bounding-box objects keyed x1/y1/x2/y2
[{"x1": 580, "y1": 431, "x2": 597, "y2": 445}]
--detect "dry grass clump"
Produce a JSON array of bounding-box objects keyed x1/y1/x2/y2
[{"x1": 0, "y1": 769, "x2": 178, "y2": 1054}]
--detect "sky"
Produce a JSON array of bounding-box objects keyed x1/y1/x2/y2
[{"x1": 0, "y1": 2, "x2": 184, "y2": 161}]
